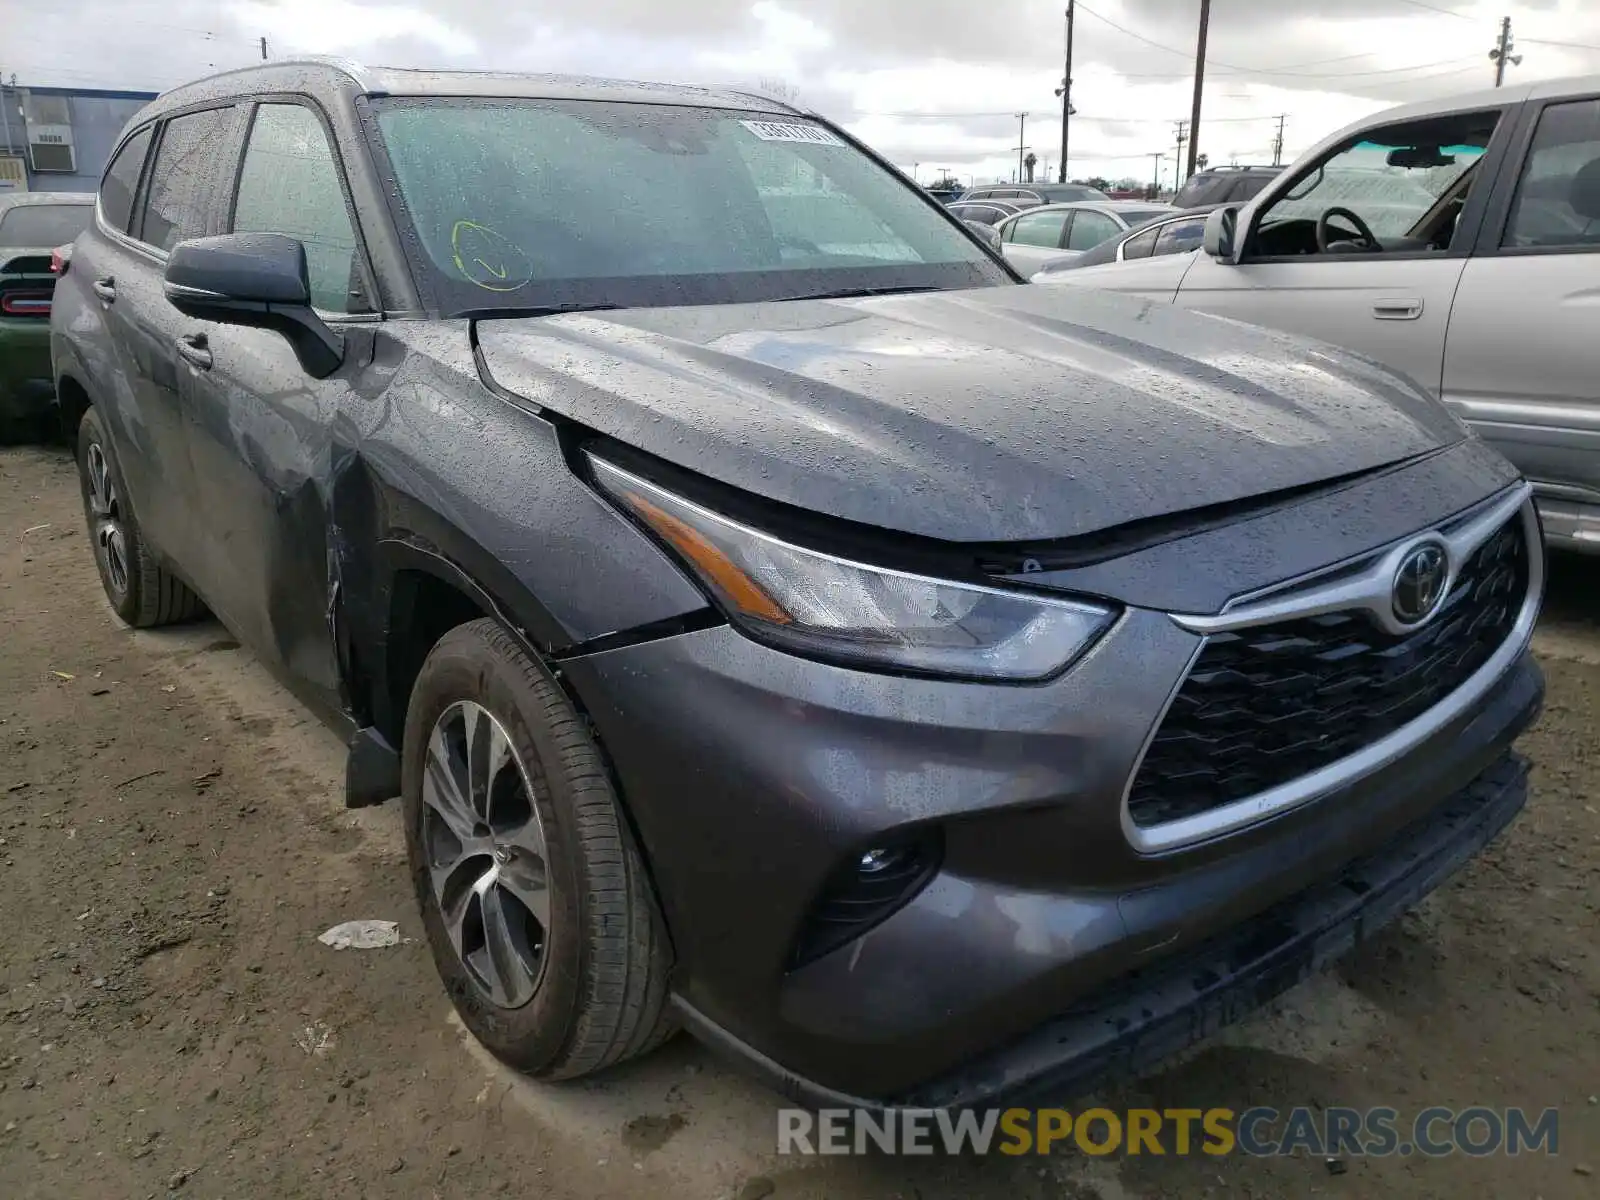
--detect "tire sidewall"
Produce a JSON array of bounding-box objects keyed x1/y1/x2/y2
[
  {"x1": 401, "y1": 627, "x2": 588, "y2": 1071},
  {"x1": 75, "y1": 408, "x2": 140, "y2": 624}
]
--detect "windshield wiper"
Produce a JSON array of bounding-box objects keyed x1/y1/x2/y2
[
  {"x1": 460, "y1": 302, "x2": 624, "y2": 320},
  {"x1": 776, "y1": 285, "x2": 945, "y2": 302}
]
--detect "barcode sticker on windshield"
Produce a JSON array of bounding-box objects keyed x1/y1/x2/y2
[{"x1": 739, "y1": 120, "x2": 845, "y2": 146}]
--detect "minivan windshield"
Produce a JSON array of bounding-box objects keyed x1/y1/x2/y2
[{"x1": 371, "y1": 98, "x2": 1010, "y2": 314}]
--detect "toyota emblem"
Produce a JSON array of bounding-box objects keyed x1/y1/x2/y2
[{"x1": 1392, "y1": 542, "x2": 1449, "y2": 624}]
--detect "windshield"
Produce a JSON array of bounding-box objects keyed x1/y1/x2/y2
[
  {"x1": 0, "y1": 203, "x2": 91, "y2": 247},
  {"x1": 1118, "y1": 208, "x2": 1172, "y2": 227},
  {"x1": 371, "y1": 99, "x2": 1008, "y2": 314}
]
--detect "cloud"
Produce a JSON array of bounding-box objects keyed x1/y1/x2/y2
[{"x1": 10, "y1": 0, "x2": 1600, "y2": 185}]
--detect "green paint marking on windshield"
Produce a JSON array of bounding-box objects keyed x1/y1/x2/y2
[{"x1": 450, "y1": 220, "x2": 533, "y2": 293}]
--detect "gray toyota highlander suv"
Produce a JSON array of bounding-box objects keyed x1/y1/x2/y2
[{"x1": 51, "y1": 59, "x2": 1543, "y2": 1108}]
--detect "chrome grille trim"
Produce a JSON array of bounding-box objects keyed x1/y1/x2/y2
[{"x1": 1122, "y1": 488, "x2": 1543, "y2": 855}]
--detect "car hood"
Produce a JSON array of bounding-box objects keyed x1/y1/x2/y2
[{"x1": 475, "y1": 285, "x2": 1466, "y2": 543}]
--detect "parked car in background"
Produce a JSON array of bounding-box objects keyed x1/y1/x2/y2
[
  {"x1": 995, "y1": 200, "x2": 1176, "y2": 273},
  {"x1": 946, "y1": 198, "x2": 1023, "y2": 226},
  {"x1": 1171, "y1": 164, "x2": 1281, "y2": 208},
  {"x1": 54, "y1": 60, "x2": 1544, "y2": 1110},
  {"x1": 959, "y1": 181, "x2": 1110, "y2": 209},
  {"x1": 0, "y1": 192, "x2": 94, "y2": 440},
  {"x1": 1030, "y1": 205, "x2": 1222, "y2": 276},
  {"x1": 924, "y1": 180, "x2": 966, "y2": 205},
  {"x1": 1033, "y1": 74, "x2": 1600, "y2": 553}
]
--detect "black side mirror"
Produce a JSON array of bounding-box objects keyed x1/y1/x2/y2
[
  {"x1": 164, "y1": 233, "x2": 344, "y2": 378},
  {"x1": 964, "y1": 220, "x2": 1002, "y2": 252},
  {"x1": 1202, "y1": 205, "x2": 1241, "y2": 264}
]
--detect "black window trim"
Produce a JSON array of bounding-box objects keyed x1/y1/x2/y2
[
  {"x1": 1471, "y1": 91, "x2": 1600, "y2": 260},
  {"x1": 99, "y1": 100, "x2": 244, "y2": 263},
  {"x1": 94, "y1": 121, "x2": 161, "y2": 260},
  {"x1": 1237, "y1": 101, "x2": 1521, "y2": 267},
  {"x1": 225, "y1": 94, "x2": 381, "y2": 318}
]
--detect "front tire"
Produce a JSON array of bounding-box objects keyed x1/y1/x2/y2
[
  {"x1": 401, "y1": 618, "x2": 674, "y2": 1078},
  {"x1": 75, "y1": 407, "x2": 205, "y2": 628}
]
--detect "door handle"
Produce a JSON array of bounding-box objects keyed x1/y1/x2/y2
[
  {"x1": 175, "y1": 333, "x2": 213, "y2": 370},
  {"x1": 91, "y1": 277, "x2": 116, "y2": 304},
  {"x1": 1372, "y1": 297, "x2": 1423, "y2": 320}
]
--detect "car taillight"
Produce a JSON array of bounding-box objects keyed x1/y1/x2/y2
[
  {"x1": 50, "y1": 246, "x2": 70, "y2": 276},
  {"x1": 1, "y1": 290, "x2": 52, "y2": 316}
]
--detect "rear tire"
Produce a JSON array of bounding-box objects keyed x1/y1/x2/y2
[
  {"x1": 75, "y1": 407, "x2": 205, "y2": 628},
  {"x1": 402, "y1": 618, "x2": 675, "y2": 1079}
]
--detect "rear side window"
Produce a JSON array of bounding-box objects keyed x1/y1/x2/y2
[
  {"x1": 1066, "y1": 210, "x2": 1121, "y2": 250},
  {"x1": 0, "y1": 203, "x2": 92, "y2": 246},
  {"x1": 99, "y1": 126, "x2": 153, "y2": 234},
  {"x1": 139, "y1": 107, "x2": 234, "y2": 252},
  {"x1": 1006, "y1": 209, "x2": 1068, "y2": 247},
  {"x1": 232, "y1": 104, "x2": 365, "y2": 313},
  {"x1": 1503, "y1": 98, "x2": 1600, "y2": 249}
]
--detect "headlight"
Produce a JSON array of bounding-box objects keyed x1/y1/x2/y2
[{"x1": 589, "y1": 456, "x2": 1116, "y2": 682}]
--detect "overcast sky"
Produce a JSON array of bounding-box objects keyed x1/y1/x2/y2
[{"x1": 10, "y1": 0, "x2": 1600, "y2": 186}]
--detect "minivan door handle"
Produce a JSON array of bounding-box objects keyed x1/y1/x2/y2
[
  {"x1": 1372, "y1": 297, "x2": 1422, "y2": 320},
  {"x1": 91, "y1": 277, "x2": 116, "y2": 304},
  {"x1": 175, "y1": 333, "x2": 213, "y2": 370}
]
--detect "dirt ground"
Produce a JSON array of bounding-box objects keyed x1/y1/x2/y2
[{"x1": 0, "y1": 443, "x2": 1596, "y2": 1200}]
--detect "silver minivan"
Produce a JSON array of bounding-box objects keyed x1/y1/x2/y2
[{"x1": 1036, "y1": 74, "x2": 1600, "y2": 553}]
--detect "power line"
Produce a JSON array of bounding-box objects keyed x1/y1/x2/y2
[
  {"x1": 1073, "y1": 2, "x2": 1487, "y2": 81},
  {"x1": 1389, "y1": 0, "x2": 1474, "y2": 18},
  {"x1": 1521, "y1": 36, "x2": 1600, "y2": 53}
]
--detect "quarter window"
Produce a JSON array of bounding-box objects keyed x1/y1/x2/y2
[
  {"x1": 139, "y1": 107, "x2": 234, "y2": 252},
  {"x1": 1503, "y1": 98, "x2": 1600, "y2": 250},
  {"x1": 98, "y1": 126, "x2": 153, "y2": 235},
  {"x1": 232, "y1": 104, "x2": 365, "y2": 313}
]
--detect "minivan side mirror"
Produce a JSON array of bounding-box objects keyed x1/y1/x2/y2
[
  {"x1": 163, "y1": 233, "x2": 344, "y2": 378},
  {"x1": 964, "y1": 219, "x2": 1003, "y2": 253},
  {"x1": 1201, "y1": 205, "x2": 1242, "y2": 264}
]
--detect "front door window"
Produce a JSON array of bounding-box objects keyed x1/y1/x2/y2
[{"x1": 1247, "y1": 108, "x2": 1502, "y2": 258}]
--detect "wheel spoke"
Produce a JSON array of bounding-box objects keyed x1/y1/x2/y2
[
  {"x1": 496, "y1": 851, "x2": 551, "y2": 933},
  {"x1": 441, "y1": 859, "x2": 495, "y2": 963},
  {"x1": 464, "y1": 702, "x2": 512, "y2": 820},
  {"x1": 480, "y1": 883, "x2": 537, "y2": 1007},
  {"x1": 423, "y1": 724, "x2": 478, "y2": 842}
]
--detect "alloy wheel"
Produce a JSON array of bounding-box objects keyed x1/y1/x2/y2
[
  {"x1": 421, "y1": 700, "x2": 551, "y2": 1009},
  {"x1": 85, "y1": 443, "x2": 129, "y2": 598}
]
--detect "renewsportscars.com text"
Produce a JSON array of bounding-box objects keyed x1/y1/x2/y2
[{"x1": 777, "y1": 1106, "x2": 1560, "y2": 1157}]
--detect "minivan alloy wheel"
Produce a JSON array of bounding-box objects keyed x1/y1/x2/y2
[
  {"x1": 421, "y1": 700, "x2": 551, "y2": 1010},
  {"x1": 85, "y1": 442, "x2": 129, "y2": 597}
]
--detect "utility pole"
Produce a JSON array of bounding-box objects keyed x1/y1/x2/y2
[
  {"x1": 1150, "y1": 151, "x2": 1164, "y2": 198},
  {"x1": 1185, "y1": 0, "x2": 1211, "y2": 183},
  {"x1": 1174, "y1": 120, "x2": 1189, "y2": 186},
  {"x1": 1057, "y1": 1, "x2": 1075, "y2": 183},
  {"x1": 1489, "y1": 16, "x2": 1521, "y2": 86},
  {"x1": 1015, "y1": 111, "x2": 1028, "y2": 184},
  {"x1": 1271, "y1": 114, "x2": 1287, "y2": 166}
]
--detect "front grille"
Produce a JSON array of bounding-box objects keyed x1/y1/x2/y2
[{"x1": 1128, "y1": 514, "x2": 1528, "y2": 829}]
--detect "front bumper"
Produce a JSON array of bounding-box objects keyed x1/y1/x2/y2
[
  {"x1": 692, "y1": 746, "x2": 1533, "y2": 1110},
  {"x1": 562, "y1": 597, "x2": 1543, "y2": 1104}
]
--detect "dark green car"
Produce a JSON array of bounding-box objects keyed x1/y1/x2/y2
[{"x1": 0, "y1": 192, "x2": 94, "y2": 441}]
